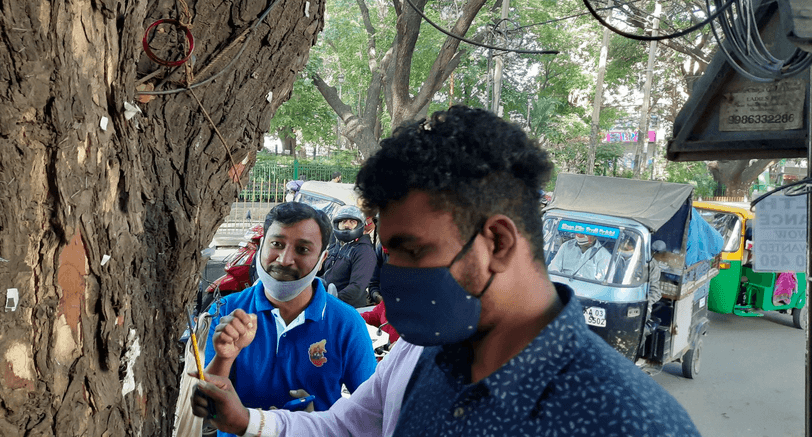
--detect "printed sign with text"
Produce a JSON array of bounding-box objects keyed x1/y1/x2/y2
[
  {"x1": 719, "y1": 80, "x2": 805, "y2": 132},
  {"x1": 754, "y1": 193, "x2": 807, "y2": 273}
]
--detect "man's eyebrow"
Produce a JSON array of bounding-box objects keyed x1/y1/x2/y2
[
  {"x1": 268, "y1": 235, "x2": 314, "y2": 246},
  {"x1": 384, "y1": 234, "x2": 421, "y2": 250}
]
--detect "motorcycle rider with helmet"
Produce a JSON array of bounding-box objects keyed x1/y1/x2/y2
[{"x1": 320, "y1": 205, "x2": 377, "y2": 308}]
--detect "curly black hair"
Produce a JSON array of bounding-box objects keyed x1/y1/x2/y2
[{"x1": 356, "y1": 105, "x2": 554, "y2": 262}]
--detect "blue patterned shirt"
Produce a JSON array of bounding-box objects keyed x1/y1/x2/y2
[{"x1": 392, "y1": 283, "x2": 701, "y2": 437}]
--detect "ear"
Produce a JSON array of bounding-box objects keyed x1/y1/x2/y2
[{"x1": 482, "y1": 215, "x2": 518, "y2": 274}]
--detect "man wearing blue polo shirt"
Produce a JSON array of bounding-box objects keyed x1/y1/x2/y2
[{"x1": 205, "y1": 202, "x2": 376, "y2": 437}]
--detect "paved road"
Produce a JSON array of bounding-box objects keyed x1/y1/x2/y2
[{"x1": 651, "y1": 310, "x2": 805, "y2": 437}]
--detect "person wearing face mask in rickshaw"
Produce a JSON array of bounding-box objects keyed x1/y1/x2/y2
[{"x1": 548, "y1": 232, "x2": 611, "y2": 280}]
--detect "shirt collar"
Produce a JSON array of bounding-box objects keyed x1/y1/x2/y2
[
  {"x1": 304, "y1": 278, "x2": 327, "y2": 322},
  {"x1": 253, "y1": 278, "x2": 327, "y2": 322}
]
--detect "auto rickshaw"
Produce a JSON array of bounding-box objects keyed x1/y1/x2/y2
[
  {"x1": 295, "y1": 181, "x2": 360, "y2": 219},
  {"x1": 543, "y1": 174, "x2": 724, "y2": 378},
  {"x1": 693, "y1": 201, "x2": 808, "y2": 329}
]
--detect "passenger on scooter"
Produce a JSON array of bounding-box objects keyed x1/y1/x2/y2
[
  {"x1": 548, "y1": 232, "x2": 611, "y2": 280},
  {"x1": 203, "y1": 202, "x2": 376, "y2": 437},
  {"x1": 320, "y1": 205, "x2": 377, "y2": 308},
  {"x1": 192, "y1": 105, "x2": 700, "y2": 437}
]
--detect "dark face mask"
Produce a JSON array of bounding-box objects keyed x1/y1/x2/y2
[{"x1": 379, "y1": 227, "x2": 495, "y2": 346}]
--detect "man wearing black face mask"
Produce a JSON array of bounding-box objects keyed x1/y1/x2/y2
[{"x1": 191, "y1": 106, "x2": 700, "y2": 437}]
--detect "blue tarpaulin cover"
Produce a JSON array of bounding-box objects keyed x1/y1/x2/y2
[{"x1": 685, "y1": 207, "x2": 724, "y2": 266}]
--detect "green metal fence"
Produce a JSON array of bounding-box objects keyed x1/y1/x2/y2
[{"x1": 236, "y1": 162, "x2": 360, "y2": 203}]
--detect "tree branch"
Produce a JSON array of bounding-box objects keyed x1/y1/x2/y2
[
  {"x1": 741, "y1": 159, "x2": 776, "y2": 182},
  {"x1": 393, "y1": 0, "x2": 487, "y2": 126},
  {"x1": 411, "y1": 1, "x2": 487, "y2": 114},
  {"x1": 356, "y1": 0, "x2": 379, "y2": 73},
  {"x1": 390, "y1": 0, "x2": 427, "y2": 122},
  {"x1": 311, "y1": 72, "x2": 353, "y2": 121}
]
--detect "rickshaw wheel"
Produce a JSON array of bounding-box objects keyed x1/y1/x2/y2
[
  {"x1": 792, "y1": 305, "x2": 808, "y2": 331},
  {"x1": 682, "y1": 338, "x2": 702, "y2": 379}
]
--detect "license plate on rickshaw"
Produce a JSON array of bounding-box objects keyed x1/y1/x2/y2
[{"x1": 583, "y1": 307, "x2": 607, "y2": 327}]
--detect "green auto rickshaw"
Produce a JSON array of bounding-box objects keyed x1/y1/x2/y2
[{"x1": 694, "y1": 201, "x2": 807, "y2": 329}]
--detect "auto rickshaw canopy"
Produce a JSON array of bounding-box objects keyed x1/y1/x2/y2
[{"x1": 546, "y1": 174, "x2": 694, "y2": 232}]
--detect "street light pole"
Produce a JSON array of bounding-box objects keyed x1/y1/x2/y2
[{"x1": 633, "y1": 3, "x2": 661, "y2": 179}]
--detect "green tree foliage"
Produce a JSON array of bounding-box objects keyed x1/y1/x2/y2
[
  {"x1": 270, "y1": 0, "x2": 737, "y2": 193},
  {"x1": 664, "y1": 161, "x2": 717, "y2": 198},
  {"x1": 268, "y1": 74, "x2": 339, "y2": 150},
  {"x1": 275, "y1": 0, "x2": 633, "y2": 160}
]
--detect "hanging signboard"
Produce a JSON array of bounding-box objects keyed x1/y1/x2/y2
[
  {"x1": 719, "y1": 79, "x2": 805, "y2": 132},
  {"x1": 753, "y1": 192, "x2": 808, "y2": 273},
  {"x1": 666, "y1": 2, "x2": 810, "y2": 161}
]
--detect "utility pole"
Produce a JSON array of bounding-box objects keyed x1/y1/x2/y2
[
  {"x1": 633, "y1": 3, "x2": 661, "y2": 179},
  {"x1": 491, "y1": 0, "x2": 509, "y2": 116},
  {"x1": 588, "y1": 22, "x2": 611, "y2": 176}
]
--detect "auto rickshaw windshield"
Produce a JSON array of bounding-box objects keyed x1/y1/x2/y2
[
  {"x1": 697, "y1": 210, "x2": 742, "y2": 252},
  {"x1": 297, "y1": 192, "x2": 340, "y2": 217},
  {"x1": 543, "y1": 218, "x2": 646, "y2": 286}
]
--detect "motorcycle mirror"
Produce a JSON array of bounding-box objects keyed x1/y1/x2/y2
[{"x1": 377, "y1": 322, "x2": 389, "y2": 336}]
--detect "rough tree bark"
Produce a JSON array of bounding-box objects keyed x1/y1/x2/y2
[
  {"x1": 0, "y1": 0, "x2": 323, "y2": 435},
  {"x1": 708, "y1": 159, "x2": 775, "y2": 197},
  {"x1": 312, "y1": 0, "x2": 487, "y2": 159}
]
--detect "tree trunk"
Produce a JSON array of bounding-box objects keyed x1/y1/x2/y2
[
  {"x1": 279, "y1": 128, "x2": 298, "y2": 157},
  {"x1": 0, "y1": 0, "x2": 323, "y2": 435},
  {"x1": 708, "y1": 159, "x2": 774, "y2": 198}
]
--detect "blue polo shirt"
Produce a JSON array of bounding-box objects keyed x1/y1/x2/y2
[
  {"x1": 205, "y1": 278, "x2": 376, "y2": 432},
  {"x1": 392, "y1": 283, "x2": 701, "y2": 437}
]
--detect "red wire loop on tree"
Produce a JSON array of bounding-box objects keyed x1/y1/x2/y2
[{"x1": 142, "y1": 19, "x2": 195, "y2": 67}]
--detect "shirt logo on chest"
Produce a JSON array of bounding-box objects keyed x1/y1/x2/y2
[{"x1": 308, "y1": 339, "x2": 328, "y2": 367}]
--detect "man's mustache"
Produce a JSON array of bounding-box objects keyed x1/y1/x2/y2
[{"x1": 268, "y1": 265, "x2": 301, "y2": 280}]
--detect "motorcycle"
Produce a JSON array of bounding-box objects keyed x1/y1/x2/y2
[{"x1": 200, "y1": 224, "x2": 264, "y2": 313}]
